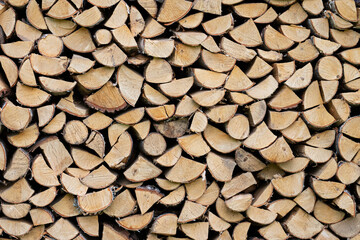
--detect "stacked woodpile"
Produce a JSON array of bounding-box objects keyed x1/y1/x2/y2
[{"x1": 1, "y1": 0, "x2": 360, "y2": 239}]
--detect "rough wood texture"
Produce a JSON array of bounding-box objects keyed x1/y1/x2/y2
[{"x1": 0, "y1": 0, "x2": 359, "y2": 239}]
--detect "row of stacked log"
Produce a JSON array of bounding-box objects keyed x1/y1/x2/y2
[{"x1": 0, "y1": 0, "x2": 360, "y2": 239}]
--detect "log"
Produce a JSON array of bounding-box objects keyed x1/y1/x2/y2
[{"x1": 0, "y1": 1, "x2": 357, "y2": 239}]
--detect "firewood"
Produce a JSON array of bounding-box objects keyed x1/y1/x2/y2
[
  {"x1": 246, "y1": 206, "x2": 277, "y2": 225},
  {"x1": 263, "y1": 25, "x2": 294, "y2": 51},
  {"x1": 124, "y1": 155, "x2": 162, "y2": 182},
  {"x1": 66, "y1": 168, "x2": 89, "y2": 178},
  {"x1": 159, "y1": 77, "x2": 193, "y2": 98},
  {"x1": 315, "y1": 229, "x2": 340, "y2": 240},
  {"x1": 0, "y1": 178, "x2": 34, "y2": 203},
  {"x1": 0, "y1": 218, "x2": 32, "y2": 237},
  {"x1": 83, "y1": 112, "x2": 113, "y2": 131},
  {"x1": 336, "y1": 161, "x2": 360, "y2": 184},
  {"x1": 45, "y1": 17, "x2": 77, "y2": 36},
  {"x1": 47, "y1": 0, "x2": 77, "y2": 20},
  {"x1": 314, "y1": 200, "x2": 345, "y2": 224},
  {"x1": 258, "y1": 163, "x2": 285, "y2": 181},
  {"x1": 39, "y1": 77, "x2": 76, "y2": 95},
  {"x1": 151, "y1": 213, "x2": 178, "y2": 236},
  {"x1": 334, "y1": 191, "x2": 356, "y2": 216},
  {"x1": 281, "y1": 117, "x2": 311, "y2": 143},
  {"x1": 159, "y1": 185, "x2": 185, "y2": 206},
  {"x1": 50, "y1": 194, "x2": 80, "y2": 217},
  {"x1": 0, "y1": 56, "x2": 18, "y2": 88},
  {"x1": 74, "y1": 67, "x2": 114, "y2": 91},
  {"x1": 146, "y1": 104, "x2": 175, "y2": 121},
  {"x1": 140, "y1": 133, "x2": 166, "y2": 156},
  {"x1": 202, "y1": 14, "x2": 233, "y2": 36},
  {"x1": 193, "y1": 68, "x2": 226, "y2": 89},
  {"x1": 311, "y1": 157, "x2": 337, "y2": 180},
  {"x1": 68, "y1": 54, "x2": 95, "y2": 74},
  {"x1": 233, "y1": 3, "x2": 267, "y2": 19},
  {"x1": 175, "y1": 96, "x2": 199, "y2": 117},
  {"x1": 206, "y1": 152, "x2": 236, "y2": 182},
  {"x1": 179, "y1": 12, "x2": 203, "y2": 29},
  {"x1": 30, "y1": 54, "x2": 68, "y2": 77},
  {"x1": 267, "y1": 110, "x2": 299, "y2": 130},
  {"x1": 246, "y1": 57, "x2": 273, "y2": 79},
  {"x1": 267, "y1": 199, "x2": 296, "y2": 218},
  {"x1": 233, "y1": 222, "x2": 251, "y2": 240},
  {"x1": 0, "y1": 141, "x2": 6, "y2": 171},
  {"x1": 293, "y1": 187, "x2": 316, "y2": 213},
  {"x1": 29, "y1": 208, "x2": 54, "y2": 225},
  {"x1": 16, "y1": 20, "x2": 41, "y2": 41},
  {"x1": 289, "y1": 40, "x2": 319, "y2": 62},
  {"x1": 258, "y1": 221, "x2": 288, "y2": 240},
  {"x1": 155, "y1": 178, "x2": 180, "y2": 191},
  {"x1": 42, "y1": 112, "x2": 66, "y2": 134},
  {"x1": 92, "y1": 43, "x2": 127, "y2": 67},
  {"x1": 117, "y1": 211, "x2": 154, "y2": 231},
  {"x1": 271, "y1": 172, "x2": 305, "y2": 197},
  {"x1": 331, "y1": 29, "x2": 360, "y2": 48},
  {"x1": 1, "y1": 41, "x2": 33, "y2": 59},
  {"x1": 178, "y1": 134, "x2": 210, "y2": 157},
  {"x1": 284, "y1": 208, "x2": 323, "y2": 239},
  {"x1": 104, "y1": 189, "x2": 136, "y2": 217},
  {"x1": 77, "y1": 216, "x2": 99, "y2": 237},
  {"x1": 2, "y1": 203, "x2": 30, "y2": 219},
  {"x1": 143, "y1": 83, "x2": 169, "y2": 105},
  {"x1": 248, "y1": 100, "x2": 266, "y2": 125},
  {"x1": 229, "y1": 19, "x2": 261, "y2": 47},
  {"x1": 32, "y1": 154, "x2": 59, "y2": 187},
  {"x1": 29, "y1": 187, "x2": 57, "y2": 207},
  {"x1": 221, "y1": 172, "x2": 257, "y2": 199},
  {"x1": 94, "y1": 29, "x2": 112, "y2": 46},
  {"x1": 235, "y1": 148, "x2": 266, "y2": 172},
  {"x1": 203, "y1": 125, "x2": 241, "y2": 153},
  {"x1": 252, "y1": 183, "x2": 273, "y2": 207},
  {"x1": 179, "y1": 200, "x2": 207, "y2": 223},
  {"x1": 246, "y1": 75, "x2": 278, "y2": 100},
  {"x1": 102, "y1": 223, "x2": 131, "y2": 240},
  {"x1": 7, "y1": 123, "x2": 39, "y2": 148},
  {"x1": 81, "y1": 165, "x2": 117, "y2": 189},
  {"x1": 302, "y1": 0, "x2": 324, "y2": 15},
  {"x1": 115, "y1": 107, "x2": 144, "y2": 125},
  {"x1": 254, "y1": 7, "x2": 277, "y2": 24},
  {"x1": 165, "y1": 156, "x2": 206, "y2": 183},
  {"x1": 1, "y1": 100, "x2": 32, "y2": 131},
  {"x1": 330, "y1": 214, "x2": 360, "y2": 238},
  {"x1": 228, "y1": 92, "x2": 254, "y2": 106},
  {"x1": 0, "y1": 8, "x2": 16, "y2": 38},
  {"x1": 325, "y1": 10, "x2": 353, "y2": 29},
  {"x1": 135, "y1": 187, "x2": 163, "y2": 214},
  {"x1": 225, "y1": 193, "x2": 252, "y2": 212},
  {"x1": 278, "y1": 157, "x2": 310, "y2": 173},
  {"x1": 47, "y1": 218, "x2": 79, "y2": 240},
  {"x1": 257, "y1": 49, "x2": 283, "y2": 62},
  {"x1": 180, "y1": 222, "x2": 209, "y2": 240},
  {"x1": 243, "y1": 122, "x2": 277, "y2": 150},
  {"x1": 209, "y1": 211, "x2": 230, "y2": 232},
  {"x1": 201, "y1": 36, "x2": 221, "y2": 53},
  {"x1": 141, "y1": 18, "x2": 165, "y2": 39},
  {"x1": 132, "y1": 120, "x2": 151, "y2": 140},
  {"x1": 312, "y1": 178, "x2": 345, "y2": 199},
  {"x1": 196, "y1": 181, "x2": 220, "y2": 206},
  {"x1": 78, "y1": 188, "x2": 113, "y2": 213},
  {"x1": 185, "y1": 178, "x2": 206, "y2": 201},
  {"x1": 73, "y1": 6, "x2": 103, "y2": 28},
  {"x1": 85, "y1": 131, "x2": 105, "y2": 158},
  {"x1": 280, "y1": 25, "x2": 310, "y2": 43},
  {"x1": 216, "y1": 198, "x2": 244, "y2": 223},
  {"x1": 312, "y1": 36, "x2": 341, "y2": 55}
]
